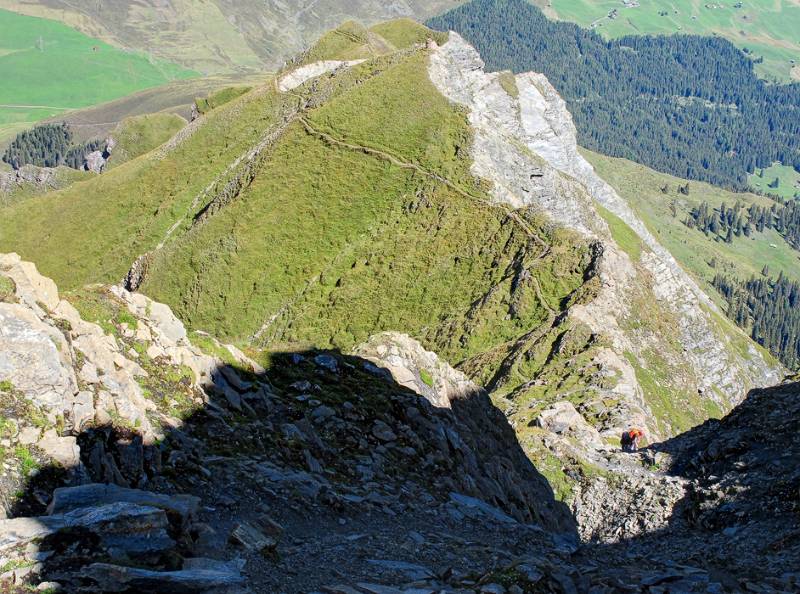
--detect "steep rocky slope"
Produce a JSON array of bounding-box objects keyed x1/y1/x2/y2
[
  {"x1": 0, "y1": 23, "x2": 784, "y2": 503},
  {"x1": 1, "y1": 257, "x2": 797, "y2": 592},
  {"x1": 0, "y1": 253, "x2": 579, "y2": 591}
]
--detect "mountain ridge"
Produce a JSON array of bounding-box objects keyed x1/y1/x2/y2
[
  {"x1": 0, "y1": 19, "x2": 797, "y2": 591},
  {"x1": 0, "y1": 27, "x2": 784, "y2": 512}
]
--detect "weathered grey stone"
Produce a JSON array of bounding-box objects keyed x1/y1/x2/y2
[
  {"x1": 37, "y1": 430, "x2": 80, "y2": 467},
  {"x1": 371, "y1": 420, "x2": 397, "y2": 443},
  {"x1": 354, "y1": 584, "x2": 405, "y2": 594},
  {"x1": 449, "y1": 492, "x2": 516, "y2": 525},
  {"x1": 48, "y1": 484, "x2": 199, "y2": 525},
  {"x1": 0, "y1": 254, "x2": 59, "y2": 310},
  {"x1": 534, "y1": 401, "x2": 604, "y2": 449},
  {"x1": 219, "y1": 366, "x2": 253, "y2": 392},
  {"x1": 80, "y1": 562, "x2": 246, "y2": 593},
  {"x1": 314, "y1": 354, "x2": 339, "y2": 373},
  {"x1": 229, "y1": 522, "x2": 277, "y2": 554},
  {"x1": 0, "y1": 502, "x2": 171, "y2": 557},
  {"x1": 17, "y1": 426, "x2": 40, "y2": 446},
  {"x1": 366, "y1": 559, "x2": 434, "y2": 580},
  {"x1": 278, "y1": 59, "x2": 366, "y2": 92},
  {"x1": 0, "y1": 303, "x2": 76, "y2": 412},
  {"x1": 71, "y1": 390, "x2": 95, "y2": 432},
  {"x1": 354, "y1": 333, "x2": 477, "y2": 409}
]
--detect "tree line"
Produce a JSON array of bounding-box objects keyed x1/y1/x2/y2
[
  {"x1": 713, "y1": 274, "x2": 800, "y2": 369},
  {"x1": 684, "y1": 199, "x2": 800, "y2": 251},
  {"x1": 2, "y1": 123, "x2": 103, "y2": 171},
  {"x1": 428, "y1": 0, "x2": 800, "y2": 191}
]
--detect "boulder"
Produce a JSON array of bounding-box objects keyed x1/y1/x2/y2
[
  {"x1": 0, "y1": 502, "x2": 173, "y2": 560},
  {"x1": 354, "y1": 332, "x2": 477, "y2": 409},
  {"x1": 229, "y1": 522, "x2": 277, "y2": 554},
  {"x1": 71, "y1": 390, "x2": 95, "y2": 432},
  {"x1": 0, "y1": 253, "x2": 59, "y2": 311},
  {"x1": 534, "y1": 401, "x2": 604, "y2": 449},
  {"x1": 79, "y1": 563, "x2": 247, "y2": 593},
  {"x1": 84, "y1": 151, "x2": 107, "y2": 174},
  {"x1": 0, "y1": 303, "x2": 77, "y2": 412},
  {"x1": 47, "y1": 484, "x2": 199, "y2": 527},
  {"x1": 37, "y1": 430, "x2": 80, "y2": 468}
]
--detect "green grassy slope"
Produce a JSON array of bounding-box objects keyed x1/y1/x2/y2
[
  {"x1": 583, "y1": 149, "x2": 800, "y2": 289},
  {"x1": 0, "y1": 9, "x2": 197, "y2": 139},
  {"x1": 105, "y1": 113, "x2": 187, "y2": 170},
  {"x1": 749, "y1": 162, "x2": 800, "y2": 200},
  {"x1": 546, "y1": 0, "x2": 800, "y2": 81},
  {"x1": 0, "y1": 84, "x2": 291, "y2": 287},
  {"x1": 141, "y1": 52, "x2": 589, "y2": 364}
]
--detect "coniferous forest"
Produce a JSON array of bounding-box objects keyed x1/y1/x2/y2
[
  {"x1": 681, "y1": 198, "x2": 800, "y2": 368},
  {"x1": 428, "y1": 0, "x2": 800, "y2": 190},
  {"x1": 714, "y1": 274, "x2": 800, "y2": 369},
  {"x1": 684, "y1": 199, "x2": 800, "y2": 251},
  {"x1": 2, "y1": 123, "x2": 102, "y2": 170}
]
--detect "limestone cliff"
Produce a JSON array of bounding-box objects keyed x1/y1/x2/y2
[{"x1": 428, "y1": 34, "x2": 782, "y2": 446}]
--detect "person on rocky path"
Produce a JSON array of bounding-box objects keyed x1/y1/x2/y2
[{"x1": 621, "y1": 428, "x2": 644, "y2": 452}]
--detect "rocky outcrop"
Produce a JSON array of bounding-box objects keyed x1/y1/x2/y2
[
  {"x1": 0, "y1": 252, "x2": 262, "y2": 501},
  {"x1": 656, "y1": 381, "x2": 800, "y2": 578},
  {"x1": 278, "y1": 59, "x2": 367, "y2": 92},
  {"x1": 0, "y1": 165, "x2": 59, "y2": 194},
  {"x1": 353, "y1": 332, "x2": 573, "y2": 531},
  {"x1": 354, "y1": 331, "x2": 477, "y2": 409},
  {"x1": 427, "y1": 34, "x2": 782, "y2": 443}
]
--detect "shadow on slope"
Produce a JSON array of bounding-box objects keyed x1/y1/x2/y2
[
  {"x1": 571, "y1": 382, "x2": 800, "y2": 590},
  {"x1": 5, "y1": 348, "x2": 576, "y2": 592},
  {"x1": 656, "y1": 381, "x2": 800, "y2": 555}
]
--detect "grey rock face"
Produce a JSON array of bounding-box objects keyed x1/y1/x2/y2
[
  {"x1": 278, "y1": 60, "x2": 366, "y2": 92},
  {"x1": 354, "y1": 332, "x2": 477, "y2": 410},
  {"x1": 0, "y1": 502, "x2": 173, "y2": 559},
  {"x1": 0, "y1": 303, "x2": 77, "y2": 413},
  {"x1": 83, "y1": 151, "x2": 106, "y2": 173},
  {"x1": 352, "y1": 332, "x2": 574, "y2": 532},
  {"x1": 427, "y1": 34, "x2": 782, "y2": 440},
  {"x1": 48, "y1": 483, "x2": 199, "y2": 524},
  {"x1": 80, "y1": 563, "x2": 247, "y2": 593}
]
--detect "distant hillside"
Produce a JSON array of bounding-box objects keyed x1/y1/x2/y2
[
  {"x1": 584, "y1": 149, "x2": 800, "y2": 288},
  {"x1": 0, "y1": 9, "x2": 197, "y2": 147},
  {"x1": 542, "y1": 0, "x2": 800, "y2": 82},
  {"x1": 0, "y1": 1, "x2": 461, "y2": 73},
  {"x1": 586, "y1": 149, "x2": 800, "y2": 368},
  {"x1": 428, "y1": 0, "x2": 800, "y2": 191}
]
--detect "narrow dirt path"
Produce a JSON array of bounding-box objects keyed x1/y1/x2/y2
[
  {"x1": 298, "y1": 116, "x2": 550, "y2": 251},
  {"x1": 249, "y1": 117, "x2": 557, "y2": 346}
]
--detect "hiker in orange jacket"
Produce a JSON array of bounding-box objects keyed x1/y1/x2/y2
[{"x1": 621, "y1": 428, "x2": 644, "y2": 452}]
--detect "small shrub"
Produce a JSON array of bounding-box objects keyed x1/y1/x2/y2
[
  {"x1": 14, "y1": 446, "x2": 39, "y2": 478},
  {"x1": 419, "y1": 368, "x2": 434, "y2": 387},
  {"x1": 0, "y1": 275, "x2": 16, "y2": 302}
]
